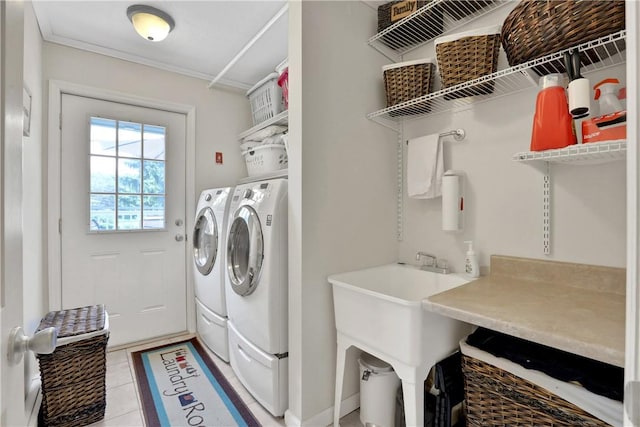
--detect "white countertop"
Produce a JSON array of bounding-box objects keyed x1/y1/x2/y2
[{"x1": 423, "y1": 255, "x2": 625, "y2": 367}]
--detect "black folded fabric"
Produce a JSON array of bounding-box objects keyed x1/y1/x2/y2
[{"x1": 466, "y1": 328, "x2": 624, "y2": 401}]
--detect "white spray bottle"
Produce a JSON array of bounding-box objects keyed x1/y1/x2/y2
[
  {"x1": 464, "y1": 241, "x2": 480, "y2": 278},
  {"x1": 594, "y1": 78, "x2": 623, "y2": 116}
]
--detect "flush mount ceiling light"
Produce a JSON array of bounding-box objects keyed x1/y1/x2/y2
[{"x1": 127, "y1": 5, "x2": 175, "y2": 42}]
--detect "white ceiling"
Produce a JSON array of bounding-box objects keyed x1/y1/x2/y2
[{"x1": 32, "y1": 0, "x2": 289, "y2": 90}]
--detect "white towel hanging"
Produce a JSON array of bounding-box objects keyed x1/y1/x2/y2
[{"x1": 407, "y1": 134, "x2": 443, "y2": 199}]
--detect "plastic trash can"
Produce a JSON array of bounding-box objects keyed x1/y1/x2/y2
[
  {"x1": 359, "y1": 352, "x2": 401, "y2": 427},
  {"x1": 36, "y1": 305, "x2": 109, "y2": 426}
]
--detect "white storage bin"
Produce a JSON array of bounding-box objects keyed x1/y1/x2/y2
[
  {"x1": 242, "y1": 144, "x2": 288, "y2": 177},
  {"x1": 247, "y1": 72, "x2": 284, "y2": 125}
]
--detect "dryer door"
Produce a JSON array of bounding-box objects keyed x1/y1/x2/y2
[
  {"x1": 227, "y1": 205, "x2": 263, "y2": 296},
  {"x1": 193, "y1": 207, "x2": 218, "y2": 275}
]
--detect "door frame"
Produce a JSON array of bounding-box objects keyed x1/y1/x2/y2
[{"x1": 47, "y1": 80, "x2": 197, "y2": 334}]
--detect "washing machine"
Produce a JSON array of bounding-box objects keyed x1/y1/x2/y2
[
  {"x1": 225, "y1": 178, "x2": 288, "y2": 416},
  {"x1": 192, "y1": 187, "x2": 232, "y2": 361}
]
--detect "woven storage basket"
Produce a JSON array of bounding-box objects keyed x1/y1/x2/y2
[
  {"x1": 462, "y1": 354, "x2": 611, "y2": 426},
  {"x1": 377, "y1": 0, "x2": 443, "y2": 49},
  {"x1": 37, "y1": 305, "x2": 109, "y2": 427},
  {"x1": 383, "y1": 58, "x2": 435, "y2": 115},
  {"x1": 501, "y1": 0, "x2": 625, "y2": 70},
  {"x1": 435, "y1": 25, "x2": 501, "y2": 100}
]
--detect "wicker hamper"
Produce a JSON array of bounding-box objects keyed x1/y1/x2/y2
[
  {"x1": 377, "y1": 0, "x2": 443, "y2": 49},
  {"x1": 36, "y1": 305, "x2": 109, "y2": 427},
  {"x1": 435, "y1": 25, "x2": 501, "y2": 100},
  {"x1": 383, "y1": 58, "x2": 435, "y2": 115},
  {"x1": 501, "y1": 0, "x2": 625, "y2": 72},
  {"x1": 462, "y1": 354, "x2": 611, "y2": 426}
]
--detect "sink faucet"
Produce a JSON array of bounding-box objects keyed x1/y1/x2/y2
[{"x1": 415, "y1": 251, "x2": 449, "y2": 274}]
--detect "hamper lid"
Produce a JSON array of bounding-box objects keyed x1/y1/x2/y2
[
  {"x1": 36, "y1": 304, "x2": 109, "y2": 346},
  {"x1": 360, "y1": 352, "x2": 394, "y2": 372},
  {"x1": 434, "y1": 24, "x2": 501, "y2": 47},
  {"x1": 382, "y1": 57, "x2": 435, "y2": 72}
]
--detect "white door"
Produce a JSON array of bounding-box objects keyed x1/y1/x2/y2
[
  {"x1": 1, "y1": 0, "x2": 27, "y2": 425},
  {"x1": 60, "y1": 94, "x2": 187, "y2": 347}
]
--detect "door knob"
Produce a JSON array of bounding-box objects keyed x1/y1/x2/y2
[
  {"x1": 175, "y1": 219, "x2": 183, "y2": 226},
  {"x1": 8, "y1": 326, "x2": 57, "y2": 366},
  {"x1": 175, "y1": 234, "x2": 185, "y2": 242}
]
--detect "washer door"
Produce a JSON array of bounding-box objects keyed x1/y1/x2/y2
[
  {"x1": 193, "y1": 207, "x2": 218, "y2": 276},
  {"x1": 227, "y1": 205, "x2": 263, "y2": 296}
]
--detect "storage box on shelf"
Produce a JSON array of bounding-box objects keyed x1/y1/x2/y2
[
  {"x1": 247, "y1": 72, "x2": 284, "y2": 126},
  {"x1": 501, "y1": 0, "x2": 625, "y2": 73},
  {"x1": 37, "y1": 305, "x2": 109, "y2": 427},
  {"x1": 434, "y1": 25, "x2": 501, "y2": 100},
  {"x1": 383, "y1": 58, "x2": 435, "y2": 115},
  {"x1": 377, "y1": 0, "x2": 443, "y2": 50},
  {"x1": 369, "y1": 0, "x2": 507, "y2": 57}
]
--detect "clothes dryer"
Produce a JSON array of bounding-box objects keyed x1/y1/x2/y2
[
  {"x1": 192, "y1": 187, "x2": 232, "y2": 361},
  {"x1": 225, "y1": 178, "x2": 287, "y2": 416}
]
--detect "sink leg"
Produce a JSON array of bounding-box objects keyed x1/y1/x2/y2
[
  {"x1": 401, "y1": 377, "x2": 424, "y2": 427},
  {"x1": 333, "y1": 337, "x2": 348, "y2": 427}
]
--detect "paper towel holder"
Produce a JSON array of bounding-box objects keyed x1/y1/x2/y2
[
  {"x1": 405, "y1": 128, "x2": 465, "y2": 144},
  {"x1": 442, "y1": 170, "x2": 465, "y2": 232}
]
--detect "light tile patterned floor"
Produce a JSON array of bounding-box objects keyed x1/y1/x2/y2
[{"x1": 88, "y1": 334, "x2": 363, "y2": 427}]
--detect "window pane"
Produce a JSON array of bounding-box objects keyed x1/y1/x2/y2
[
  {"x1": 118, "y1": 158, "x2": 141, "y2": 194},
  {"x1": 143, "y1": 195, "x2": 165, "y2": 229},
  {"x1": 90, "y1": 156, "x2": 116, "y2": 193},
  {"x1": 90, "y1": 117, "x2": 116, "y2": 156},
  {"x1": 143, "y1": 125, "x2": 165, "y2": 160},
  {"x1": 118, "y1": 121, "x2": 142, "y2": 158},
  {"x1": 118, "y1": 195, "x2": 141, "y2": 230},
  {"x1": 90, "y1": 194, "x2": 115, "y2": 231},
  {"x1": 143, "y1": 160, "x2": 165, "y2": 194}
]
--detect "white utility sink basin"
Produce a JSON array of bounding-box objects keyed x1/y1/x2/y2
[{"x1": 328, "y1": 263, "x2": 472, "y2": 427}]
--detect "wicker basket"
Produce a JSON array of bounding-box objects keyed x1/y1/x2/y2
[
  {"x1": 501, "y1": 0, "x2": 625, "y2": 69},
  {"x1": 383, "y1": 58, "x2": 435, "y2": 115},
  {"x1": 435, "y1": 25, "x2": 501, "y2": 100},
  {"x1": 377, "y1": 0, "x2": 443, "y2": 49},
  {"x1": 462, "y1": 354, "x2": 611, "y2": 426},
  {"x1": 37, "y1": 305, "x2": 109, "y2": 427}
]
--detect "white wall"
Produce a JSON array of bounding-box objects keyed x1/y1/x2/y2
[
  {"x1": 23, "y1": 0, "x2": 45, "y2": 394},
  {"x1": 398, "y1": 6, "x2": 627, "y2": 273},
  {"x1": 42, "y1": 43, "x2": 251, "y2": 196},
  {"x1": 288, "y1": 1, "x2": 398, "y2": 423}
]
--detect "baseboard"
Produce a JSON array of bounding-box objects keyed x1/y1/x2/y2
[{"x1": 285, "y1": 393, "x2": 360, "y2": 427}]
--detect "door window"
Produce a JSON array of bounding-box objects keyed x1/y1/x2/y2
[{"x1": 89, "y1": 117, "x2": 166, "y2": 231}]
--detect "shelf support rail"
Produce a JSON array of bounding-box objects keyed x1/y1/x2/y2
[{"x1": 207, "y1": 3, "x2": 288, "y2": 89}]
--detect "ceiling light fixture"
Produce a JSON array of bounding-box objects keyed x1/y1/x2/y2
[{"x1": 127, "y1": 5, "x2": 175, "y2": 42}]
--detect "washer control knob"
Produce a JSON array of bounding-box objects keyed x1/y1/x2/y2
[
  {"x1": 205, "y1": 193, "x2": 212, "y2": 202},
  {"x1": 243, "y1": 189, "x2": 253, "y2": 199}
]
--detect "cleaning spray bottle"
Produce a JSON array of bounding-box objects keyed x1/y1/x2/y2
[
  {"x1": 594, "y1": 78, "x2": 623, "y2": 116},
  {"x1": 464, "y1": 241, "x2": 479, "y2": 278}
]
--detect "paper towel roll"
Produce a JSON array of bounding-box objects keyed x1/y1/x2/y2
[{"x1": 442, "y1": 173, "x2": 463, "y2": 231}]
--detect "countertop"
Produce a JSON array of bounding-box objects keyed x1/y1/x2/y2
[{"x1": 424, "y1": 255, "x2": 625, "y2": 367}]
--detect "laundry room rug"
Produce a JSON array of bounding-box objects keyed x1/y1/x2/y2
[{"x1": 131, "y1": 338, "x2": 260, "y2": 427}]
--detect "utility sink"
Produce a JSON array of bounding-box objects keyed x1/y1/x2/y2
[{"x1": 328, "y1": 263, "x2": 472, "y2": 427}]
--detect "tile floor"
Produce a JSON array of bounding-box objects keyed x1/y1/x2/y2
[{"x1": 88, "y1": 333, "x2": 363, "y2": 427}]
